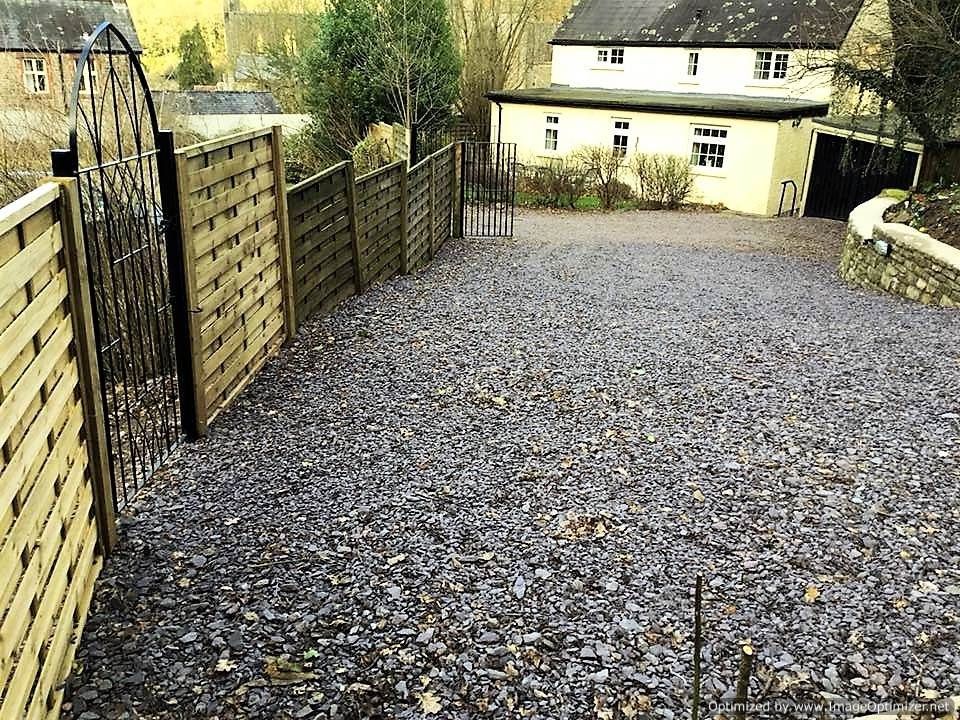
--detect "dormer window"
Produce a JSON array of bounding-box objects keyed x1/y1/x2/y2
[
  {"x1": 596, "y1": 47, "x2": 624, "y2": 66},
  {"x1": 754, "y1": 50, "x2": 789, "y2": 80}
]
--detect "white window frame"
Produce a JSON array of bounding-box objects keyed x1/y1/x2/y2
[
  {"x1": 595, "y1": 47, "x2": 624, "y2": 68},
  {"x1": 76, "y1": 59, "x2": 97, "y2": 92},
  {"x1": 690, "y1": 125, "x2": 728, "y2": 172},
  {"x1": 753, "y1": 50, "x2": 789, "y2": 81},
  {"x1": 23, "y1": 57, "x2": 48, "y2": 94},
  {"x1": 612, "y1": 118, "x2": 630, "y2": 157},
  {"x1": 544, "y1": 114, "x2": 559, "y2": 152},
  {"x1": 687, "y1": 51, "x2": 699, "y2": 77}
]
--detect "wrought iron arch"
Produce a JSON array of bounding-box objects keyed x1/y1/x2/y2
[
  {"x1": 63, "y1": 21, "x2": 162, "y2": 170},
  {"x1": 52, "y1": 22, "x2": 198, "y2": 511}
]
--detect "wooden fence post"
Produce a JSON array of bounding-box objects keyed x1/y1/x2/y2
[
  {"x1": 453, "y1": 142, "x2": 464, "y2": 239},
  {"x1": 55, "y1": 178, "x2": 117, "y2": 554},
  {"x1": 271, "y1": 125, "x2": 297, "y2": 341},
  {"x1": 399, "y1": 164, "x2": 410, "y2": 274},
  {"x1": 428, "y1": 156, "x2": 438, "y2": 259},
  {"x1": 173, "y1": 151, "x2": 210, "y2": 436},
  {"x1": 344, "y1": 161, "x2": 364, "y2": 291}
]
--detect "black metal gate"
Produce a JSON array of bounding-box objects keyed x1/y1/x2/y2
[
  {"x1": 460, "y1": 142, "x2": 517, "y2": 237},
  {"x1": 52, "y1": 22, "x2": 197, "y2": 510},
  {"x1": 804, "y1": 133, "x2": 920, "y2": 220}
]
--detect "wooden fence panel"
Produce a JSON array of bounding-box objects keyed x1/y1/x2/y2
[
  {"x1": 288, "y1": 162, "x2": 358, "y2": 324},
  {"x1": 406, "y1": 159, "x2": 433, "y2": 270},
  {"x1": 356, "y1": 162, "x2": 405, "y2": 288},
  {"x1": 176, "y1": 127, "x2": 295, "y2": 431},
  {"x1": 0, "y1": 182, "x2": 105, "y2": 720}
]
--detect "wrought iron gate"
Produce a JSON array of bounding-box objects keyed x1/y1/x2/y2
[
  {"x1": 52, "y1": 22, "x2": 197, "y2": 510},
  {"x1": 460, "y1": 142, "x2": 517, "y2": 237}
]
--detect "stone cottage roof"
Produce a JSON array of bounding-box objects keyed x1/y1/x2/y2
[
  {"x1": 161, "y1": 91, "x2": 281, "y2": 116},
  {"x1": 0, "y1": 0, "x2": 142, "y2": 53},
  {"x1": 551, "y1": 0, "x2": 865, "y2": 49}
]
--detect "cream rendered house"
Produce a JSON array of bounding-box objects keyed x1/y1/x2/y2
[{"x1": 488, "y1": 0, "x2": 876, "y2": 215}]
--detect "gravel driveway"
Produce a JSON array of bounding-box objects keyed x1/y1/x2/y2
[{"x1": 64, "y1": 209, "x2": 960, "y2": 720}]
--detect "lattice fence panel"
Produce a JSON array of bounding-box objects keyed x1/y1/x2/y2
[
  {"x1": 176, "y1": 128, "x2": 293, "y2": 429},
  {"x1": 406, "y1": 159, "x2": 433, "y2": 271},
  {"x1": 356, "y1": 162, "x2": 405, "y2": 288},
  {"x1": 0, "y1": 183, "x2": 102, "y2": 720},
  {"x1": 433, "y1": 146, "x2": 456, "y2": 253},
  {"x1": 288, "y1": 162, "x2": 357, "y2": 324}
]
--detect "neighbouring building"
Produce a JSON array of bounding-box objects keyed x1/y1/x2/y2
[
  {"x1": 0, "y1": 0, "x2": 142, "y2": 205},
  {"x1": 222, "y1": 0, "x2": 318, "y2": 110},
  {"x1": 159, "y1": 90, "x2": 309, "y2": 139},
  {"x1": 488, "y1": 0, "x2": 907, "y2": 216},
  {"x1": 0, "y1": 0, "x2": 142, "y2": 134}
]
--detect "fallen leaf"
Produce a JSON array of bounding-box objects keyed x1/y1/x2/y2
[
  {"x1": 803, "y1": 585, "x2": 821, "y2": 603},
  {"x1": 692, "y1": 489, "x2": 706, "y2": 502},
  {"x1": 387, "y1": 553, "x2": 407, "y2": 566},
  {"x1": 418, "y1": 691, "x2": 442, "y2": 714},
  {"x1": 215, "y1": 658, "x2": 237, "y2": 673},
  {"x1": 264, "y1": 656, "x2": 318, "y2": 685}
]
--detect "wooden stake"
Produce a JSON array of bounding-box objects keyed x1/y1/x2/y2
[
  {"x1": 55, "y1": 179, "x2": 118, "y2": 553},
  {"x1": 271, "y1": 125, "x2": 297, "y2": 342},
  {"x1": 734, "y1": 643, "x2": 754, "y2": 720},
  {"x1": 692, "y1": 575, "x2": 703, "y2": 720}
]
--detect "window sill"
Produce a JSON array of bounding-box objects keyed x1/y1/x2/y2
[
  {"x1": 745, "y1": 82, "x2": 786, "y2": 90},
  {"x1": 691, "y1": 167, "x2": 727, "y2": 179},
  {"x1": 591, "y1": 66, "x2": 625, "y2": 71},
  {"x1": 678, "y1": 79, "x2": 700, "y2": 86}
]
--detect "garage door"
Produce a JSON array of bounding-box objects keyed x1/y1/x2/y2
[{"x1": 804, "y1": 133, "x2": 919, "y2": 220}]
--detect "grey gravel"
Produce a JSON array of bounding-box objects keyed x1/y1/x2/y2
[{"x1": 63, "y1": 209, "x2": 960, "y2": 719}]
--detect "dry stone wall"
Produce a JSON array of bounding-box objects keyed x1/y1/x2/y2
[{"x1": 839, "y1": 197, "x2": 960, "y2": 307}]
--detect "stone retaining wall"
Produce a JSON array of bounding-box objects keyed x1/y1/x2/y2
[{"x1": 839, "y1": 197, "x2": 960, "y2": 307}]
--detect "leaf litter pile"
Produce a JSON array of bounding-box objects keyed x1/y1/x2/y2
[{"x1": 63, "y1": 210, "x2": 960, "y2": 719}]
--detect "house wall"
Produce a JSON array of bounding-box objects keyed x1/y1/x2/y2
[
  {"x1": 0, "y1": 51, "x2": 92, "y2": 113},
  {"x1": 174, "y1": 113, "x2": 310, "y2": 139},
  {"x1": 493, "y1": 101, "x2": 809, "y2": 215},
  {"x1": 830, "y1": 0, "x2": 891, "y2": 114},
  {"x1": 549, "y1": 45, "x2": 835, "y2": 102},
  {"x1": 767, "y1": 118, "x2": 817, "y2": 215}
]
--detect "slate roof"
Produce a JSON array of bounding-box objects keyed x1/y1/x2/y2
[
  {"x1": 162, "y1": 91, "x2": 281, "y2": 116},
  {"x1": 0, "y1": 0, "x2": 142, "y2": 53},
  {"x1": 551, "y1": 0, "x2": 865, "y2": 49},
  {"x1": 487, "y1": 86, "x2": 828, "y2": 120}
]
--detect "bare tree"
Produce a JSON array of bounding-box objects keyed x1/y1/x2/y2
[
  {"x1": 575, "y1": 145, "x2": 633, "y2": 210},
  {"x1": 799, "y1": 0, "x2": 960, "y2": 147},
  {"x1": 452, "y1": 0, "x2": 565, "y2": 132},
  {"x1": 366, "y1": 0, "x2": 461, "y2": 129}
]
